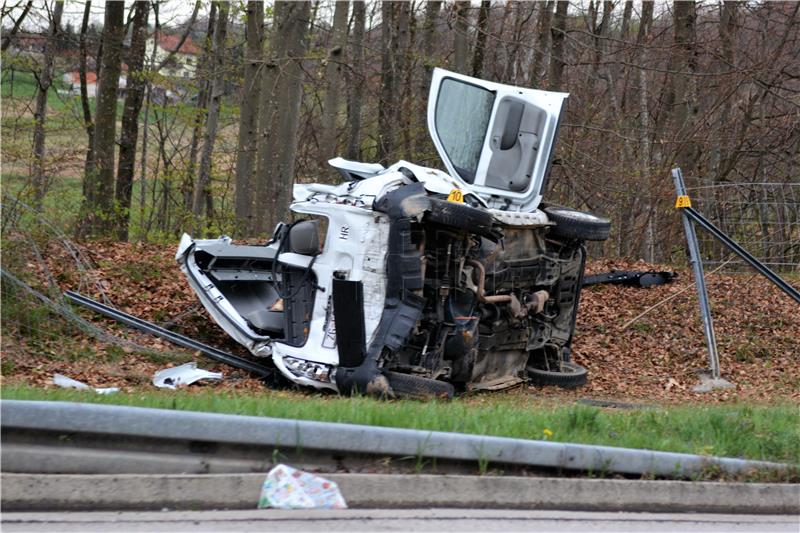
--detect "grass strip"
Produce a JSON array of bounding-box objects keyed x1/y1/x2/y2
[{"x1": 2, "y1": 385, "x2": 798, "y2": 466}]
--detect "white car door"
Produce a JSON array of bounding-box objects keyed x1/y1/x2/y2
[{"x1": 427, "y1": 68, "x2": 568, "y2": 212}]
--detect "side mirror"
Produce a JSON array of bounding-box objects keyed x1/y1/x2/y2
[{"x1": 288, "y1": 220, "x2": 321, "y2": 256}]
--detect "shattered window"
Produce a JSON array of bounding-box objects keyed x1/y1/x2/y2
[{"x1": 434, "y1": 78, "x2": 495, "y2": 183}]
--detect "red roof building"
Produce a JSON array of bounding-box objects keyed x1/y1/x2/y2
[{"x1": 155, "y1": 32, "x2": 201, "y2": 56}]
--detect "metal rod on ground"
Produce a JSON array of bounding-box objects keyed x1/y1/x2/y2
[
  {"x1": 63, "y1": 291, "x2": 274, "y2": 380},
  {"x1": 672, "y1": 168, "x2": 723, "y2": 383}
]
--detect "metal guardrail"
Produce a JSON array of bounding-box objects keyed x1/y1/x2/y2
[{"x1": 0, "y1": 400, "x2": 787, "y2": 478}]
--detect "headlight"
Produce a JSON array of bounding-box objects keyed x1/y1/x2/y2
[{"x1": 283, "y1": 356, "x2": 333, "y2": 383}]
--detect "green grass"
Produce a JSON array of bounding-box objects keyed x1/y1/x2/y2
[
  {"x1": 2, "y1": 385, "x2": 798, "y2": 465},
  {"x1": 2, "y1": 69, "x2": 75, "y2": 112},
  {"x1": 2, "y1": 173, "x2": 84, "y2": 229}
]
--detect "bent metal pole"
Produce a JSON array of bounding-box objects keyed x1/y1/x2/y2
[{"x1": 671, "y1": 168, "x2": 721, "y2": 380}]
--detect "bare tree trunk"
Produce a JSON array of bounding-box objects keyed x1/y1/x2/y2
[
  {"x1": 114, "y1": 0, "x2": 149, "y2": 241},
  {"x1": 320, "y1": 1, "x2": 349, "y2": 163},
  {"x1": 183, "y1": 2, "x2": 217, "y2": 212},
  {"x1": 500, "y1": 2, "x2": 529, "y2": 84},
  {"x1": 394, "y1": 0, "x2": 411, "y2": 160},
  {"x1": 636, "y1": 2, "x2": 655, "y2": 261},
  {"x1": 1, "y1": 0, "x2": 33, "y2": 51},
  {"x1": 620, "y1": 0, "x2": 633, "y2": 41},
  {"x1": 529, "y1": 1, "x2": 553, "y2": 87},
  {"x1": 671, "y1": 1, "x2": 699, "y2": 173},
  {"x1": 712, "y1": 1, "x2": 737, "y2": 183},
  {"x1": 377, "y1": 0, "x2": 395, "y2": 162},
  {"x1": 345, "y1": 0, "x2": 366, "y2": 161},
  {"x1": 415, "y1": 0, "x2": 441, "y2": 156},
  {"x1": 254, "y1": 0, "x2": 311, "y2": 234},
  {"x1": 485, "y1": 2, "x2": 513, "y2": 82},
  {"x1": 193, "y1": 1, "x2": 230, "y2": 229},
  {"x1": 30, "y1": 0, "x2": 63, "y2": 209},
  {"x1": 589, "y1": 0, "x2": 612, "y2": 91},
  {"x1": 548, "y1": 0, "x2": 568, "y2": 91},
  {"x1": 78, "y1": 0, "x2": 124, "y2": 238},
  {"x1": 78, "y1": 0, "x2": 95, "y2": 193},
  {"x1": 234, "y1": 0, "x2": 264, "y2": 233},
  {"x1": 471, "y1": 0, "x2": 490, "y2": 78},
  {"x1": 254, "y1": 2, "x2": 284, "y2": 233},
  {"x1": 137, "y1": 2, "x2": 160, "y2": 241},
  {"x1": 452, "y1": 1, "x2": 469, "y2": 74}
]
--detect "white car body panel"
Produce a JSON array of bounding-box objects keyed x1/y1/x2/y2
[
  {"x1": 178, "y1": 69, "x2": 580, "y2": 392},
  {"x1": 427, "y1": 68, "x2": 568, "y2": 212}
]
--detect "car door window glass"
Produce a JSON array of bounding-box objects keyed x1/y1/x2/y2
[{"x1": 435, "y1": 78, "x2": 495, "y2": 182}]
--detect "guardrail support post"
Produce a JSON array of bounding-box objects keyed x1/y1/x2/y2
[{"x1": 672, "y1": 168, "x2": 733, "y2": 392}]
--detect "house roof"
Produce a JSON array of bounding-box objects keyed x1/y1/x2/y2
[
  {"x1": 66, "y1": 71, "x2": 97, "y2": 85},
  {"x1": 155, "y1": 32, "x2": 201, "y2": 56}
]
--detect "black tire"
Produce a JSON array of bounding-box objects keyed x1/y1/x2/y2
[
  {"x1": 385, "y1": 371, "x2": 455, "y2": 400},
  {"x1": 544, "y1": 205, "x2": 611, "y2": 241},
  {"x1": 425, "y1": 198, "x2": 495, "y2": 238},
  {"x1": 527, "y1": 361, "x2": 588, "y2": 388}
]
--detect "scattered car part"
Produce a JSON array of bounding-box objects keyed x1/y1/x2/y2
[
  {"x1": 152, "y1": 362, "x2": 223, "y2": 389},
  {"x1": 582, "y1": 270, "x2": 677, "y2": 288},
  {"x1": 177, "y1": 68, "x2": 610, "y2": 397},
  {"x1": 52, "y1": 374, "x2": 119, "y2": 395},
  {"x1": 258, "y1": 464, "x2": 347, "y2": 509},
  {"x1": 64, "y1": 291, "x2": 275, "y2": 380},
  {"x1": 527, "y1": 361, "x2": 588, "y2": 388}
]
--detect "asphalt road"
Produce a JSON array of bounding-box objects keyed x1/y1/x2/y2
[{"x1": 2, "y1": 509, "x2": 798, "y2": 532}]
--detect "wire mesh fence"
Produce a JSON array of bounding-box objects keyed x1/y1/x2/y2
[
  {"x1": 685, "y1": 182, "x2": 800, "y2": 273},
  {"x1": 0, "y1": 196, "x2": 166, "y2": 362}
]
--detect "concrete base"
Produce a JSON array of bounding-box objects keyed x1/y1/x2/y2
[
  {"x1": 693, "y1": 372, "x2": 736, "y2": 393},
  {"x1": 1, "y1": 473, "x2": 798, "y2": 515}
]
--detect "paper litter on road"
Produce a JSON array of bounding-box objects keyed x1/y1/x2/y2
[
  {"x1": 258, "y1": 464, "x2": 347, "y2": 509},
  {"x1": 152, "y1": 362, "x2": 223, "y2": 389},
  {"x1": 52, "y1": 373, "x2": 119, "y2": 395}
]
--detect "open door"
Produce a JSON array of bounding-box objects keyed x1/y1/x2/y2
[{"x1": 427, "y1": 68, "x2": 568, "y2": 212}]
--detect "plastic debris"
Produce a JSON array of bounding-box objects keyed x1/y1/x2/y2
[
  {"x1": 152, "y1": 362, "x2": 223, "y2": 389},
  {"x1": 52, "y1": 373, "x2": 119, "y2": 395},
  {"x1": 258, "y1": 464, "x2": 347, "y2": 509}
]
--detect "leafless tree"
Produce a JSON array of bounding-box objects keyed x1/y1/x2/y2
[
  {"x1": 320, "y1": 1, "x2": 349, "y2": 163},
  {"x1": 234, "y1": 1, "x2": 264, "y2": 232},
  {"x1": 1, "y1": 0, "x2": 32, "y2": 51},
  {"x1": 345, "y1": 0, "x2": 366, "y2": 161},
  {"x1": 193, "y1": 1, "x2": 229, "y2": 229},
  {"x1": 253, "y1": 0, "x2": 312, "y2": 233},
  {"x1": 77, "y1": 0, "x2": 124, "y2": 238},
  {"x1": 30, "y1": 0, "x2": 63, "y2": 209},
  {"x1": 114, "y1": 0, "x2": 150, "y2": 241}
]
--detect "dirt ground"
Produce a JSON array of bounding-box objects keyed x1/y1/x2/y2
[{"x1": 2, "y1": 241, "x2": 798, "y2": 404}]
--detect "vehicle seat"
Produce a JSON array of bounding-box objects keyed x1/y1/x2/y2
[{"x1": 244, "y1": 309, "x2": 284, "y2": 334}]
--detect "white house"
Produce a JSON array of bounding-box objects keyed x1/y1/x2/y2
[{"x1": 145, "y1": 32, "x2": 201, "y2": 79}]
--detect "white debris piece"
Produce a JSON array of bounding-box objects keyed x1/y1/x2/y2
[
  {"x1": 52, "y1": 373, "x2": 119, "y2": 395},
  {"x1": 152, "y1": 362, "x2": 223, "y2": 389},
  {"x1": 258, "y1": 464, "x2": 347, "y2": 510}
]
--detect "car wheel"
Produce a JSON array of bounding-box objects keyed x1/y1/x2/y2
[
  {"x1": 385, "y1": 371, "x2": 455, "y2": 399},
  {"x1": 543, "y1": 205, "x2": 611, "y2": 241},
  {"x1": 425, "y1": 198, "x2": 496, "y2": 238},
  {"x1": 527, "y1": 361, "x2": 588, "y2": 388}
]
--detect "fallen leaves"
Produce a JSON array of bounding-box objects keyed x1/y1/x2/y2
[{"x1": 2, "y1": 243, "x2": 799, "y2": 404}]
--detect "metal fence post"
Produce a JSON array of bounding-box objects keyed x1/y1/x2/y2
[{"x1": 671, "y1": 168, "x2": 733, "y2": 391}]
